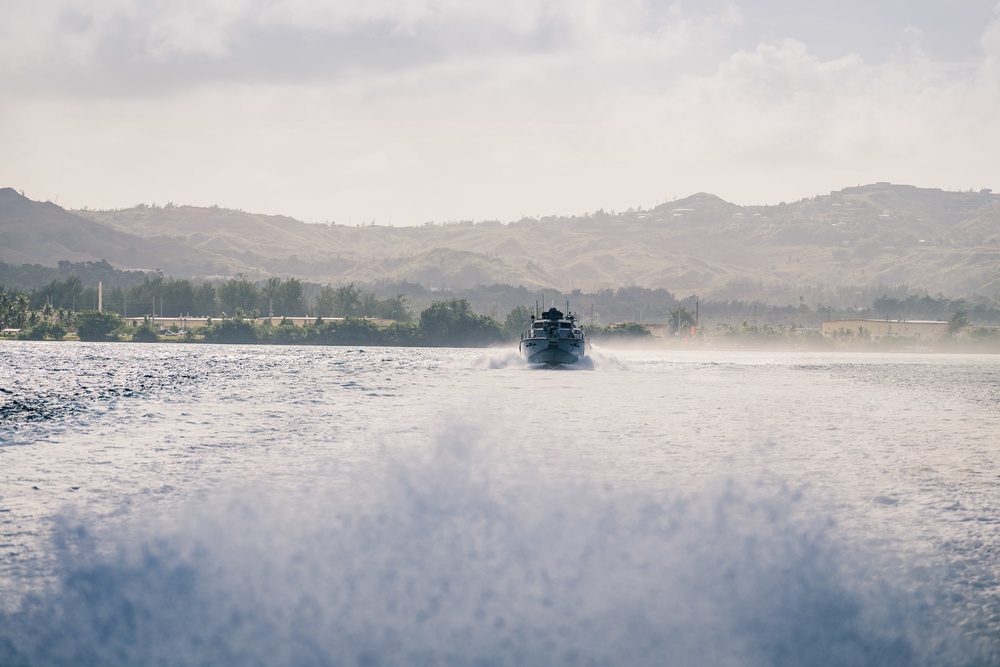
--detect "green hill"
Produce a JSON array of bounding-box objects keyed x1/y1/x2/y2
[{"x1": 2, "y1": 183, "x2": 998, "y2": 301}]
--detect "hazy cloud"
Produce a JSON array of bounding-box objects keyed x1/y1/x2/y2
[
  {"x1": 0, "y1": 0, "x2": 739, "y2": 95},
  {"x1": 2, "y1": 0, "x2": 999, "y2": 223}
]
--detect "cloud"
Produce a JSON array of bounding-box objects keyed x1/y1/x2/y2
[
  {"x1": 0, "y1": 0, "x2": 741, "y2": 97},
  {"x1": 981, "y1": 3, "x2": 1000, "y2": 73},
  {"x1": 598, "y1": 18, "x2": 1000, "y2": 190},
  {"x1": 1, "y1": 1, "x2": 998, "y2": 222}
]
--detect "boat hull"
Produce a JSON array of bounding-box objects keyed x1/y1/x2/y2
[{"x1": 519, "y1": 337, "x2": 588, "y2": 366}]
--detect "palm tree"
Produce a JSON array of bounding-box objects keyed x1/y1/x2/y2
[
  {"x1": 0, "y1": 292, "x2": 10, "y2": 330},
  {"x1": 57, "y1": 308, "x2": 75, "y2": 328},
  {"x1": 64, "y1": 276, "x2": 84, "y2": 307},
  {"x1": 262, "y1": 277, "x2": 282, "y2": 316},
  {"x1": 13, "y1": 295, "x2": 29, "y2": 328}
]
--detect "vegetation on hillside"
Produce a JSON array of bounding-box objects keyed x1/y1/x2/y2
[
  {"x1": 4, "y1": 184, "x2": 1000, "y2": 301},
  {"x1": 5, "y1": 272, "x2": 1000, "y2": 342},
  {"x1": 3, "y1": 280, "x2": 999, "y2": 350}
]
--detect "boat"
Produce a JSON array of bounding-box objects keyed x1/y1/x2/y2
[{"x1": 519, "y1": 306, "x2": 590, "y2": 366}]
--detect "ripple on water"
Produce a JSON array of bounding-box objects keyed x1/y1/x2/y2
[{"x1": 0, "y1": 344, "x2": 998, "y2": 661}]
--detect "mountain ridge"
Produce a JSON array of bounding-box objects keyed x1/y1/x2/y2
[{"x1": 2, "y1": 184, "x2": 998, "y2": 301}]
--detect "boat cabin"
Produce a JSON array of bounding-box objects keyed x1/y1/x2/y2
[{"x1": 530, "y1": 318, "x2": 579, "y2": 338}]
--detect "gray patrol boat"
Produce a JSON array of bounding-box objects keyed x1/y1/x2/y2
[{"x1": 519, "y1": 306, "x2": 590, "y2": 366}]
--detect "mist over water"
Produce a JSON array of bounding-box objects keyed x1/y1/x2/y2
[
  {"x1": 0, "y1": 428, "x2": 979, "y2": 667},
  {"x1": 1, "y1": 343, "x2": 999, "y2": 665}
]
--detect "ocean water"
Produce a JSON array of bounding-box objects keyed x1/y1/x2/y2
[{"x1": 0, "y1": 341, "x2": 998, "y2": 666}]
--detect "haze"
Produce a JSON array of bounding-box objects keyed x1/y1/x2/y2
[{"x1": 2, "y1": 0, "x2": 998, "y2": 225}]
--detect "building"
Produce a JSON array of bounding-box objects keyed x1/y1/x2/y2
[
  {"x1": 821, "y1": 319, "x2": 948, "y2": 341},
  {"x1": 128, "y1": 316, "x2": 392, "y2": 332}
]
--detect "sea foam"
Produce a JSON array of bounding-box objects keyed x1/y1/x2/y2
[{"x1": 0, "y1": 424, "x2": 984, "y2": 666}]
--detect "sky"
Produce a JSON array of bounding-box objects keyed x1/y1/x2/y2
[{"x1": 2, "y1": 0, "x2": 999, "y2": 225}]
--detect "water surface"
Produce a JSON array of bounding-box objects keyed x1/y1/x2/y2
[{"x1": 1, "y1": 342, "x2": 998, "y2": 665}]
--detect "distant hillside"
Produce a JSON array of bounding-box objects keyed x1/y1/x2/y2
[
  {"x1": 0, "y1": 188, "x2": 239, "y2": 276},
  {"x1": 2, "y1": 184, "x2": 999, "y2": 301}
]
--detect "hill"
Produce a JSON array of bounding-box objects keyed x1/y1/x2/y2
[
  {"x1": 0, "y1": 188, "x2": 235, "y2": 276},
  {"x1": 2, "y1": 184, "x2": 998, "y2": 301}
]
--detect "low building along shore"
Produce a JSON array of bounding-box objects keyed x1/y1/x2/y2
[
  {"x1": 131, "y1": 316, "x2": 392, "y2": 332},
  {"x1": 821, "y1": 318, "x2": 948, "y2": 341}
]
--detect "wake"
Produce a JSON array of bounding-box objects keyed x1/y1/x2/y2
[
  {"x1": 0, "y1": 424, "x2": 987, "y2": 667},
  {"x1": 473, "y1": 346, "x2": 628, "y2": 370}
]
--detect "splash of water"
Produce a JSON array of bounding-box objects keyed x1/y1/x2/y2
[
  {"x1": 472, "y1": 349, "x2": 527, "y2": 369},
  {"x1": 0, "y1": 426, "x2": 985, "y2": 666},
  {"x1": 582, "y1": 346, "x2": 629, "y2": 370},
  {"x1": 473, "y1": 347, "x2": 627, "y2": 371}
]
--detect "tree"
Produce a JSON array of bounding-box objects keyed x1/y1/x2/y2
[
  {"x1": 948, "y1": 310, "x2": 970, "y2": 336},
  {"x1": 75, "y1": 310, "x2": 124, "y2": 341},
  {"x1": 61, "y1": 276, "x2": 83, "y2": 309},
  {"x1": 132, "y1": 316, "x2": 160, "y2": 342},
  {"x1": 161, "y1": 279, "x2": 195, "y2": 316},
  {"x1": 47, "y1": 322, "x2": 66, "y2": 340},
  {"x1": 315, "y1": 318, "x2": 384, "y2": 345},
  {"x1": 380, "y1": 293, "x2": 410, "y2": 321},
  {"x1": 668, "y1": 306, "x2": 697, "y2": 335},
  {"x1": 585, "y1": 322, "x2": 652, "y2": 340},
  {"x1": 315, "y1": 285, "x2": 338, "y2": 318},
  {"x1": 383, "y1": 322, "x2": 421, "y2": 345},
  {"x1": 193, "y1": 282, "x2": 217, "y2": 316},
  {"x1": 218, "y1": 277, "x2": 260, "y2": 315},
  {"x1": 126, "y1": 273, "x2": 166, "y2": 316},
  {"x1": 0, "y1": 291, "x2": 11, "y2": 330},
  {"x1": 504, "y1": 305, "x2": 534, "y2": 339},
  {"x1": 280, "y1": 278, "x2": 304, "y2": 315},
  {"x1": 12, "y1": 295, "x2": 29, "y2": 328},
  {"x1": 419, "y1": 299, "x2": 503, "y2": 347},
  {"x1": 202, "y1": 318, "x2": 258, "y2": 344},
  {"x1": 18, "y1": 321, "x2": 61, "y2": 340},
  {"x1": 31, "y1": 277, "x2": 84, "y2": 310},
  {"x1": 262, "y1": 277, "x2": 284, "y2": 316},
  {"x1": 316, "y1": 285, "x2": 409, "y2": 321},
  {"x1": 334, "y1": 283, "x2": 362, "y2": 317},
  {"x1": 361, "y1": 292, "x2": 379, "y2": 318}
]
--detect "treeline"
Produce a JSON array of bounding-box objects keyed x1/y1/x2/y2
[
  {"x1": 0, "y1": 287, "x2": 74, "y2": 338},
  {"x1": 32, "y1": 299, "x2": 520, "y2": 347},
  {"x1": 867, "y1": 294, "x2": 1000, "y2": 323},
  {"x1": 4, "y1": 263, "x2": 1000, "y2": 330},
  {"x1": 201, "y1": 299, "x2": 507, "y2": 346},
  {"x1": 2, "y1": 293, "x2": 657, "y2": 347},
  {"x1": 9, "y1": 274, "x2": 413, "y2": 321},
  {"x1": 0, "y1": 260, "x2": 147, "y2": 293}
]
